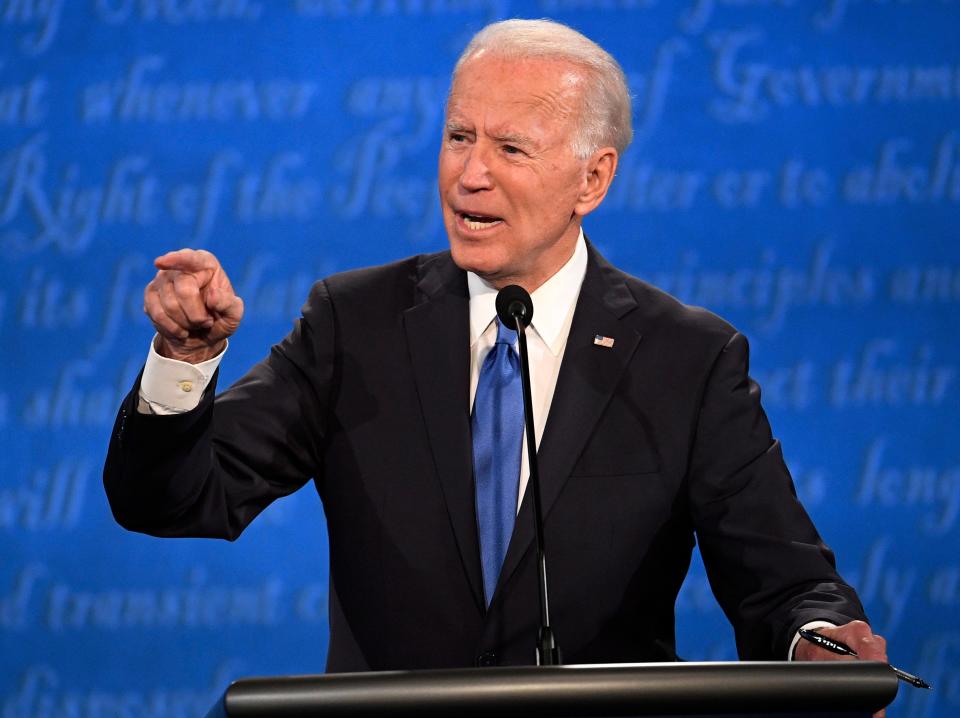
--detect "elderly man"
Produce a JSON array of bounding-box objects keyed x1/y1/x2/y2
[{"x1": 105, "y1": 19, "x2": 887, "y2": 674}]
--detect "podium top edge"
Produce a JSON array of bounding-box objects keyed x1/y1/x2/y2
[
  {"x1": 221, "y1": 661, "x2": 899, "y2": 717},
  {"x1": 229, "y1": 660, "x2": 893, "y2": 686}
]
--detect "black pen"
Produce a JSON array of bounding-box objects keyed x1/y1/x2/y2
[{"x1": 798, "y1": 628, "x2": 932, "y2": 689}]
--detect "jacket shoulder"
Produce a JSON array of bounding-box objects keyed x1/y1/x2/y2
[
  {"x1": 599, "y1": 259, "x2": 739, "y2": 352},
  {"x1": 302, "y1": 250, "x2": 455, "y2": 314}
]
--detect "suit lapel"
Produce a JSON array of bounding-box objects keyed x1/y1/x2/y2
[
  {"x1": 403, "y1": 255, "x2": 485, "y2": 612},
  {"x1": 493, "y1": 246, "x2": 643, "y2": 602}
]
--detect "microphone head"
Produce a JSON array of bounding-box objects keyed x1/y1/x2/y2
[{"x1": 495, "y1": 285, "x2": 534, "y2": 329}]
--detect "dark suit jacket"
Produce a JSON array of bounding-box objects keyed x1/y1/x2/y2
[{"x1": 104, "y1": 243, "x2": 866, "y2": 671}]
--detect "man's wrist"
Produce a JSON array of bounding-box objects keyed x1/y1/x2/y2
[
  {"x1": 789, "y1": 621, "x2": 838, "y2": 660},
  {"x1": 138, "y1": 334, "x2": 226, "y2": 415},
  {"x1": 154, "y1": 335, "x2": 228, "y2": 364}
]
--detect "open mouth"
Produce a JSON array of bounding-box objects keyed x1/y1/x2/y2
[{"x1": 459, "y1": 212, "x2": 503, "y2": 230}]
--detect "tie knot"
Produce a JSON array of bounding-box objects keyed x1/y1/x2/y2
[{"x1": 495, "y1": 318, "x2": 518, "y2": 346}]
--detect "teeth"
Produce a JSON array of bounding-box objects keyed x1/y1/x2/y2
[{"x1": 462, "y1": 214, "x2": 501, "y2": 230}]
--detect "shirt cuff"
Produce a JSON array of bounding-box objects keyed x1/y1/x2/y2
[
  {"x1": 789, "y1": 620, "x2": 837, "y2": 660},
  {"x1": 137, "y1": 335, "x2": 227, "y2": 415}
]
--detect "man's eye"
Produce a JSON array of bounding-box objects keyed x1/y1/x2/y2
[
  {"x1": 503, "y1": 145, "x2": 522, "y2": 155},
  {"x1": 449, "y1": 133, "x2": 467, "y2": 143}
]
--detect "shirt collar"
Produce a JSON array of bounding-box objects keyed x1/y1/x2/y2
[{"x1": 467, "y1": 229, "x2": 588, "y2": 356}]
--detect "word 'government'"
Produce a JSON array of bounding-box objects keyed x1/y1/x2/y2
[{"x1": 710, "y1": 29, "x2": 960, "y2": 123}]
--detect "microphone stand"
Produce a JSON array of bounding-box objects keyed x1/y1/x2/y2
[{"x1": 510, "y1": 310, "x2": 562, "y2": 666}]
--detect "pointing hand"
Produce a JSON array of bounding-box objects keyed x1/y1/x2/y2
[{"x1": 143, "y1": 249, "x2": 244, "y2": 363}]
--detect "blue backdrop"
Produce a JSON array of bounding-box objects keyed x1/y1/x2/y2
[{"x1": 2, "y1": 2, "x2": 959, "y2": 717}]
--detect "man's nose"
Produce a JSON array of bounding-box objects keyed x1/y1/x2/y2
[{"x1": 459, "y1": 146, "x2": 494, "y2": 191}]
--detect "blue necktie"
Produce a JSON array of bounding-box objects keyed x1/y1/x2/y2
[{"x1": 473, "y1": 319, "x2": 524, "y2": 606}]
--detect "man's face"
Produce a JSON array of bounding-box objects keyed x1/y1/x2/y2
[{"x1": 439, "y1": 54, "x2": 593, "y2": 291}]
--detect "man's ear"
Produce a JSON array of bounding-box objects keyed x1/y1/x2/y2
[{"x1": 575, "y1": 147, "x2": 619, "y2": 216}]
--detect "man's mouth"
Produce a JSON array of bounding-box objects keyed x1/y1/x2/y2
[{"x1": 459, "y1": 212, "x2": 503, "y2": 230}]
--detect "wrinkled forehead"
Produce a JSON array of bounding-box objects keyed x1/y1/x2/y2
[{"x1": 445, "y1": 54, "x2": 587, "y2": 120}]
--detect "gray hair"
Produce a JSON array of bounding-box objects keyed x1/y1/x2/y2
[{"x1": 451, "y1": 19, "x2": 633, "y2": 159}]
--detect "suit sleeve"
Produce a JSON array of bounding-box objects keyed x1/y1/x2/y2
[
  {"x1": 687, "y1": 331, "x2": 867, "y2": 659},
  {"x1": 102, "y1": 280, "x2": 336, "y2": 540}
]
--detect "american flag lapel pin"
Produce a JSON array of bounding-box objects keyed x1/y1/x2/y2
[{"x1": 593, "y1": 334, "x2": 615, "y2": 348}]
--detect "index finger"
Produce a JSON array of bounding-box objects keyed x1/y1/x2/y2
[{"x1": 154, "y1": 249, "x2": 220, "y2": 274}]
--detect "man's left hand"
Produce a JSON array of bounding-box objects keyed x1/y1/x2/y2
[{"x1": 794, "y1": 620, "x2": 889, "y2": 718}]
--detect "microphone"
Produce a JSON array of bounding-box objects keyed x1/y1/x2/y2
[
  {"x1": 495, "y1": 284, "x2": 533, "y2": 329},
  {"x1": 495, "y1": 285, "x2": 561, "y2": 666}
]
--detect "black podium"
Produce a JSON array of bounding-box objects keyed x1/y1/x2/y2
[{"x1": 205, "y1": 661, "x2": 898, "y2": 717}]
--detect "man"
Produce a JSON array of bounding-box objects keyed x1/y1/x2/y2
[{"x1": 105, "y1": 19, "x2": 888, "y2": 676}]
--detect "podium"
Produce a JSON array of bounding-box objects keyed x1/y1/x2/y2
[{"x1": 205, "y1": 661, "x2": 898, "y2": 717}]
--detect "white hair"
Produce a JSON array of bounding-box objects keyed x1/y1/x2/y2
[{"x1": 451, "y1": 18, "x2": 633, "y2": 159}]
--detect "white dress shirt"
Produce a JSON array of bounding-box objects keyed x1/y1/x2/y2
[{"x1": 467, "y1": 231, "x2": 587, "y2": 512}]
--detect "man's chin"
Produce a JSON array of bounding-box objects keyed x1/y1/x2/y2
[{"x1": 449, "y1": 243, "x2": 505, "y2": 279}]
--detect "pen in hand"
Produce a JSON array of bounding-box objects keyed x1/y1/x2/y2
[{"x1": 798, "y1": 628, "x2": 931, "y2": 689}]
